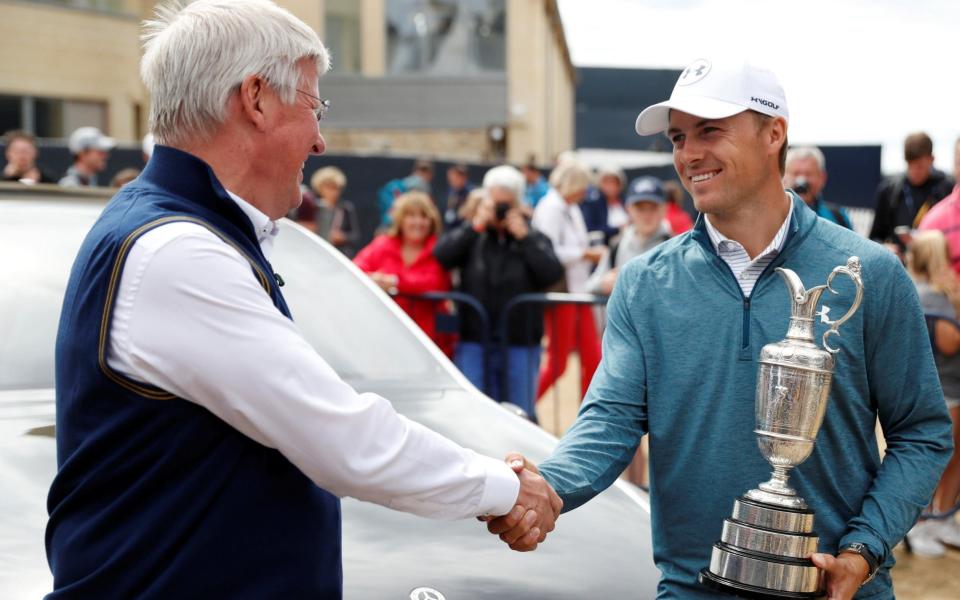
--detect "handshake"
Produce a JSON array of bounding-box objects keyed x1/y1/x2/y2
[{"x1": 480, "y1": 453, "x2": 563, "y2": 552}]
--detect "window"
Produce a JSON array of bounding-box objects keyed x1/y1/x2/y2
[
  {"x1": 0, "y1": 95, "x2": 107, "y2": 138},
  {"x1": 386, "y1": 0, "x2": 505, "y2": 75},
  {"x1": 25, "y1": 0, "x2": 134, "y2": 16},
  {"x1": 325, "y1": 0, "x2": 362, "y2": 74},
  {"x1": 0, "y1": 96, "x2": 19, "y2": 135}
]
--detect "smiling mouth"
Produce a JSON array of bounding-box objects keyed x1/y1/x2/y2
[{"x1": 690, "y1": 170, "x2": 721, "y2": 183}]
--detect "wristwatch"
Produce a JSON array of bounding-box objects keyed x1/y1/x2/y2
[{"x1": 839, "y1": 542, "x2": 879, "y2": 587}]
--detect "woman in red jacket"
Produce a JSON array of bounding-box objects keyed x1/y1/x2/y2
[{"x1": 354, "y1": 191, "x2": 453, "y2": 354}]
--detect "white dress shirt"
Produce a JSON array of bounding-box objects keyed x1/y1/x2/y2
[
  {"x1": 703, "y1": 202, "x2": 792, "y2": 298},
  {"x1": 532, "y1": 188, "x2": 593, "y2": 292},
  {"x1": 107, "y1": 191, "x2": 519, "y2": 520}
]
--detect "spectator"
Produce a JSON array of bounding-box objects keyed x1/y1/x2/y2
[
  {"x1": 457, "y1": 187, "x2": 486, "y2": 224},
  {"x1": 521, "y1": 157, "x2": 549, "y2": 208},
  {"x1": 870, "y1": 132, "x2": 955, "y2": 248},
  {"x1": 434, "y1": 166, "x2": 564, "y2": 418},
  {"x1": 2, "y1": 130, "x2": 55, "y2": 183},
  {"x1": 905, "y1": 230, "x2": 960, "y2": 556},
  {"x1": 298, "y1": 166, "x2": 360, "y2": 257},
  {"x1": 59, "y1": 126, "x2": 114, "y2": 187},
  {"x1": 783, "y1": 145, "x2": 853, "y2": 229},
  {"x1": 532, "y1": 159, "x2": 604, "y2": 399},
  {"x1": 662, "y1": 179, "x2": 694, "y2": 234},
  {"x1": 443, "y1": 163, "x2": 476, "y2": 228},
  {"x1": 918, "y1": 136, "x2": 960, "y2": 274},
  {"x1": 110, "y1": 168, "x2": 141, "y2": 188},
  {"x1": 586, "y1": 176, "x2": 672, "y2": 296},
  {"x1": 377, "y1": 158, "x2": 434, "y2": 228},
  {"x1": 581, "y1": 165, "x2": 628, "y2": 245},
  {"x1": 355, "y1": 191, "x2": 452, "y2": 352}
]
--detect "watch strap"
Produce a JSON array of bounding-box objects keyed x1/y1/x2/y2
[{"x1": 839, "y1": 542, "x2": 879, "y2": 586}]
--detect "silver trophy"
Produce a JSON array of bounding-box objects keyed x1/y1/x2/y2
[{"x1": 699, "y1": 257, "x2": 864, "y2": 599}]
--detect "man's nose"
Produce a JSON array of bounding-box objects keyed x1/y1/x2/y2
[
  {"x1": 677, "y1": 136, "x2": 703, "y2": 165},
  {"x1": 311, "y1": 130, "x2": 326, "y2": 155}
]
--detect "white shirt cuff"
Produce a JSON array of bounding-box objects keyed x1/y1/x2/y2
[{"x1": 475, "y1": 454, "x2": 521, "y2": 516}]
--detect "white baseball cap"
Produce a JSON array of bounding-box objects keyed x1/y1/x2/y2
[
  {"x1": 68, "y1": 126, "x2": 116, "y2": 154},
  {"x1": 635, "y1": 58, "x2": 788, "y2": 136}
]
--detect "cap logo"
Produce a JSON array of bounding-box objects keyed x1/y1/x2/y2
[
  {"x1": 678, "y1": 59, "x2": 711, "y2": 86},
  {"x1": 750, "y1": 96, "x2": 780, "y2": 110}
]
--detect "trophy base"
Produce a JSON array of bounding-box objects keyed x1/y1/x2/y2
[
  {"x1": 698, "y1": 568, "x2": 823, "y2": 599},
  {"x1": 700, "y1": 497, "x2": 824, "y2": 598}
]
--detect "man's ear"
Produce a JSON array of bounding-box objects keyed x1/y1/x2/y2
[
  {"x1": 767, "y1": 117, "x2": 787, "y2": 155},
  {"x1": 238, "y1": 74, "x2": 269, "y2": 132}
]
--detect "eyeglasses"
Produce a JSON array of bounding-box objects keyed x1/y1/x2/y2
[{"x1": 296, "y1": 89, "x2": 330, "y2": 122}]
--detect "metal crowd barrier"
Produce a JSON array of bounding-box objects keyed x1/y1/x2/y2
[
  {"x1": 394, "y1": 289, "x2": 651, "y2": 488},
  {"x1": 393, "y1": 290, "x2": 492, "y2": 392},
  {"x1": 497, "y1": 292, "x2": 608, "y2": 429}
]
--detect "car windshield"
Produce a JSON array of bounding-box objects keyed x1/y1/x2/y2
[
  {"x1": 0, "y1": 198, "x2": 458, "y2": 392},
  {"x1": 273, "y1": 221, "x2": 456, "y2": 389}
]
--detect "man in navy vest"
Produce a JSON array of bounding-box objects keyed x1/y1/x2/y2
[{"x1": 47, "y1": 1, "x2": 560, "y2": 598}]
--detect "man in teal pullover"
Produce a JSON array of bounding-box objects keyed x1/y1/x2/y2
[{"x1": 488, "y1": 59, "x2": 953, "y2": 599}]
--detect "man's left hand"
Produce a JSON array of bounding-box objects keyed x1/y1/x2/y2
[{"x1": 810, "y1": 552, "x2": 869, "y2": 600}]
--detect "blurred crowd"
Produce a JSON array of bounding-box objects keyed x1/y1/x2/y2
[
  {"x1": 3, "y1": 125, "x2": 960, "y2": 539},
  {"x1": 312, "y1": 156, "x2": 695, "y2": 420}
]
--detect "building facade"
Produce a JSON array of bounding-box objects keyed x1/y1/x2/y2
[{"x1": 0, "y1": 0, "x2": 574, "y2": 164}]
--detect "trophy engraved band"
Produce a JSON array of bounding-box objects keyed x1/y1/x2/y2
[{"x1": 699, "y1": 257, "x2": 864, "y2": 599}]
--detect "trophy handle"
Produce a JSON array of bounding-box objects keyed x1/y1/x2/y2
[{"x1": 819, "y1": 257, "x2": 864, "y2": 354}]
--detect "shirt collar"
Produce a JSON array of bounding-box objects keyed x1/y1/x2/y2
[
  {"x1": 225, "y1": 189, "x2": 280, "y2": 254},
  {"x1": 703, "y1": 197, "x2": 792, "y2": 259},
  {"x1": 67, "y1": 165, "x2": 94, "y2": 186}
]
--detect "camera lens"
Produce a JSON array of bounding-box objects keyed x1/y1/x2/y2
[{"x1": 495, "y1": 203, "x2": 510, "y2": 221}]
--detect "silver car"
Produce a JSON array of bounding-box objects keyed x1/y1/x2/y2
[{"x1": 0, "y1": 183, "x2": 658, "y2": 599}]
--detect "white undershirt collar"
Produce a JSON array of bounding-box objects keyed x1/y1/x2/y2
[{"x1": 224, "y1": 189, "x2": 280, "y2": 256}]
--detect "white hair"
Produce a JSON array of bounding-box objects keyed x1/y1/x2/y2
[
  {"x1": 548, "y1": 158, "x2": 591, "y2": 198},
  {"x1": 785, "y1": 145, "x2": 826, "y2": 171},
  {"x1": 595, "y1": 164, "x2": 626, "y2": 186},
  {"x1": 140, "y1": 0, "x2": 330, "y2": 146},
  {"x1": 483, "y1": 165, "x2": 526, "y2": 202}
]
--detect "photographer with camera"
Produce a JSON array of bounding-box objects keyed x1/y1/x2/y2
[
  {"x1": 434, "y1": 165, "x2": 564, "y2": 419},
  {"x1": 783, "y1": 145, "x2": 853, "y2": 230}
]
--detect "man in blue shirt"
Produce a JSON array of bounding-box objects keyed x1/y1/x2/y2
[
  {"x1": 522, "y1": 159, "x2": 550, "y2": 208},
  {"x1": 487, "y1": 59, "x2": 953, "y2": 599},
  {"x1": 784, "y1": 145, "x2": 854, "y2": 229}
]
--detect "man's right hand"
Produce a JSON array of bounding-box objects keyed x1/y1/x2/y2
[{"x1": 485, "y1": 453, "x2": 562, "y2": 551}]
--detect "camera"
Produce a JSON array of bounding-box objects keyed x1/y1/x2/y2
[
  {"x1": 494, "y1": 202, "x2": 511, "y2": 221},
  {"x1": 793, "y1": 176, "x2": 809, "y2": 195}
]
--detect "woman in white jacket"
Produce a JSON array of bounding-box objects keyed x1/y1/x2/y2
[{"x1": 532, "y1": 159, "x2": 605, "y2": 398}]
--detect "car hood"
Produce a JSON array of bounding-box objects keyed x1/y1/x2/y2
[
  {"x1": 0, "y1": 388, "x2": 658, "y2": 599},
  {"x1": 342, "y1": 387, "x2": 658, "y2": 597},
  {"x1": 0, "y1": 390, "x2": 57, "y2": 600}
]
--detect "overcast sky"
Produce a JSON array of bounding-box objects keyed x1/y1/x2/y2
[{"x1": 557, "y1": 0, "x2": 959, "y2": 176}]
